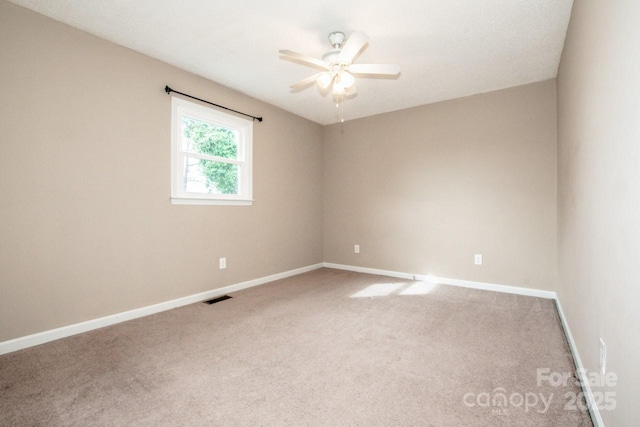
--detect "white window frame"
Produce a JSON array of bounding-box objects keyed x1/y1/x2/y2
[{"x1": 170, "y1": 96, "x2": 253, "y2": 206}]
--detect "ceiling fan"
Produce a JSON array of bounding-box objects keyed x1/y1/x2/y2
[{"x1": 279, "y1": 31, "x2": 400, "y2": 97}]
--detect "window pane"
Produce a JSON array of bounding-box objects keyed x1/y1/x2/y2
[
  {"x1": 183, "y1": 157, "x2": 238, "y2": 195},
  {"x1": 181, "y1": 117, "x2": 238, "y2": 160}
]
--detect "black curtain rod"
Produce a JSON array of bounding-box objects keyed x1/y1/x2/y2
[{"x1": 165, "y1": 86, "x2": 263, "y2": 122}]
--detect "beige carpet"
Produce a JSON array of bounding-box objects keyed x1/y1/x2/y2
[{"x1": 0, "y1": 268, "x2": 592, "y2": 426}]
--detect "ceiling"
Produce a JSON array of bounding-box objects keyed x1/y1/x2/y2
[{"x1": 9, "y1": 0, "x2": 573, "y2": 125}]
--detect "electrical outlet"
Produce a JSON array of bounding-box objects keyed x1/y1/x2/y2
[
  {"x1": 474, "y1": 254, "x2": 483, "y2": 265},
  {"x1": 354, "y1": 244, "x2": 360, "y2": 254},
  {"x1": 599, "y1": 338, "x2": 607, "y2": 374},
  {"x1": 219, "y1": 257, "x2": 226, "y2": 269}
]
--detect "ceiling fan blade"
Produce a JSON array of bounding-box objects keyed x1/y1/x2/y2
[
  {"x1": 348, "y1": 63, "x2": 401, "y2": 76},
  {"x1": 279, "y1": 50, "x2": 329, "y2": 70},
  {"x1": 290, "y1": 72, "x2": 325, "y2": 91},
  {"x1": 338, "y1": 32, "x2": 369, "y2": 63}
]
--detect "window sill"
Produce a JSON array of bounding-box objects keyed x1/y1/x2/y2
[{"x1": 170, "y1": 198, "x2": 253, "y2": 206}]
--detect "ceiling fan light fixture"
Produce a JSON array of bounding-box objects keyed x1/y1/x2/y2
[
  {"x1": 317, "y1": 73, "x2": 334, "y2": 89},
  {"x1": 280, "y1": 30, "x2": 401, "y2": 120},
  {"x1": 340, "y1": 71, "x2": 355, "y2": 88},
  {"x1": 345, "y1": 84, "x2": 357, "y2": 96}
]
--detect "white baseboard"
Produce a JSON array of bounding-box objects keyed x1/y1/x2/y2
[
  {"x1": 554, "y1": 298, "x2": 604, "y2": 426},
  {"x1": 417, "y1": 274, "x2": 557, "y2": 299},
  {"x1": 323, "y1": 262, "x2": 415, "y2": 280},
  {"x1": 0, "y1": 263, "x2": 324, "y2": 356},
  {"x1": 323, "y1": 262, "x2": 556, "y2": 299}
]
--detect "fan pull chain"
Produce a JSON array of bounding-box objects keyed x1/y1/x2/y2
[{"x1": 335, "y1": 94, "x2": 345, "y2": 123}]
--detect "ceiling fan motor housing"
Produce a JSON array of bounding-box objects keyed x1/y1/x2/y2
[
  {"x1": 328, "y1": 31, "x2": 345, "y2": 49},
  {"x1": 322, "y1": 49, "x2": 342, "y2": 66}
]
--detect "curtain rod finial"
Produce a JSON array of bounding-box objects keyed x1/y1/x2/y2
[{"x1": 165, "y1": 85, "x2": 172, "y2": 94}]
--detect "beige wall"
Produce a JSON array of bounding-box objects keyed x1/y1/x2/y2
[
  {"x1": 557, "y1": 1, "x2": 640, "y2": 424},
  {"x1": 0, "y1": 2, "x2": 324, "y2": 342},
  {"x1": 324, "y1": 81, "x2": 558, "y2": 290}
]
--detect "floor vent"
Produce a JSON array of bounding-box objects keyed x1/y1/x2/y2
[{"x1": 203, "y1": 295, "x2": 232, "y2": 305}]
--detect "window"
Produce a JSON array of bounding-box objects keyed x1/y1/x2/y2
[{"x1": 171, "y1": 96, "x2": 253, "y2": 205}]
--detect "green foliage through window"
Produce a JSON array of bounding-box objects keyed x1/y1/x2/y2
[{"x1": 182, "y1": 117, "x2": 238, "y2": 194}]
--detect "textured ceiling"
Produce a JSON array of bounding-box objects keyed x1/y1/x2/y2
[{"x1": 8, "y1": 0, "x2": 573, "y2": 125}]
